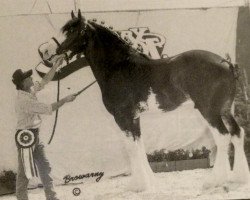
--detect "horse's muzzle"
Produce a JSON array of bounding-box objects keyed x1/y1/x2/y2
[{"x1": 56, "y1": 47, "x2": 64, "y2": 55}]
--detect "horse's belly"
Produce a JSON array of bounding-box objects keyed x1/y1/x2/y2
[
  {"x1": 140, "y1": 99, "x2": 215, "y2": 152},
  {"x1": 134, "y1": 89, "x2": 215, "y2": 151},
  {"x1": 136, "y1": 88, "x2": 184, "y2": 118}
]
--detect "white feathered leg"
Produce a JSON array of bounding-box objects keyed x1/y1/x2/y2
[
  {"x1": 203, "y1": 130, "x2": 231, "y2": 189},
  {"x1": 137, "y1": 138, "x2": 155, "y2": 190},
  {"x1": 123, "y1": 134, "x2": 153, "y2": 192},
  {"x1": 231, "y1": 128, "x2": 250, "y2": 183}
]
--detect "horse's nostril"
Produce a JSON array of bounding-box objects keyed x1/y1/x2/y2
[{"x1": 57, "y1": 48, "x2": 65, "y2": 55}]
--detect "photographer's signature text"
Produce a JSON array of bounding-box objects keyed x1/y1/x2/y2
[{"x1": 63, "y1": 172, "x2": 104, "y2": 184}]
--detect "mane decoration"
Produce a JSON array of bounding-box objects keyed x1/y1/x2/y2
[{"x1": 87, "y1": 18, "x2": 146, "y2": 58}]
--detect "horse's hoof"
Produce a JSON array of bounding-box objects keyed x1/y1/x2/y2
[
  {"x1": 127, "y1": 181, "x2": 152, "y2": 192},
  {"x1": 126, "y1": 177, "x2": 152, "y2": 192},
  {"x1": 202, "y1": 181, "x2": 215, "y2": 191},
  {"x1": 230, "y1": 172, "x2": 250, "y2": 184},
  {"x1": 126, "y1": 183, "x2": 148, "y2": 192},
  {"x1": 202, "y1": 176, "x2": 223, "y2": 190}
]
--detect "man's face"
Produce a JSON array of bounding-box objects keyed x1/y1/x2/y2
[{"x1": 22, "y1": 76, "x2": 34, "y2": 90}]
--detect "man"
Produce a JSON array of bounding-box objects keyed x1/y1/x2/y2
[{"x1": 12, "y1": 56, "x2": 76, "y2": 200}]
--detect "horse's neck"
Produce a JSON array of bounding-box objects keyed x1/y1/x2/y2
[
  {"x1": 84, "y1": 37, "x2": 154, "y2": 90},
  {"x1": 83, "y1": 46, "x2": 108, "y2": 89}
]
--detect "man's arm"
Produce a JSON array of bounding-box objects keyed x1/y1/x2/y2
[
  {"x1": 51, "y1": 94, "x2": 76, "y2": 111},
  {"x1": 39, "y1": 56, "x2": 64, "y2": 88},
  {"x1": 21, "y1": 94, "x2": 76, "y2": 115}
]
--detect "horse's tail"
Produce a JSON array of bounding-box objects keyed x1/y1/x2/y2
[
  {"x1": 221, "y1": 54, "x2": 249, "y2": 102},
  {"x1": 233, "y1": 63, "x2": 249, "y2": 102}
]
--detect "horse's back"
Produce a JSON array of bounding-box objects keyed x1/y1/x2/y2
[
  {"x1": 149, "y1": 49, "x2": 236, "y2": 113},
  {"x1": 151, "y1": 50, "x2": 233, "y2": 81},
  {"x1": 166, "y1": 49, "x2": 234, "y2": 83},
  {"x1": 168, "y1": 50, "x2": 228, "y2": 68}
]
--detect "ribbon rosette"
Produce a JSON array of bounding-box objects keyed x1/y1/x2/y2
[{"x1": 15, "y1": 130, "x2": 38, "y2": 179}]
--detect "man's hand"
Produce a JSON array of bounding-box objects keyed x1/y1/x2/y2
[
  {"x1": 38, "y1": 55, "x2": 65, "y2": 90},
  {"x1": 64, "y1": 94, "x2": 77, "y2": 103},
  {"x1": 53, "y1": 55, "x2": 64, "y2": 68},
  {"x1": 52, "y1": 93, "x2": 76, "y2": 111}
]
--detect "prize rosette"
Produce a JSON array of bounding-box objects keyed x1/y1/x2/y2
[
  {"x1": 15, "y1": 130, "x2": 38, "y2": 179},
  {"x1": 15, "y1": 130, "x2": 36, "y2": 148}
]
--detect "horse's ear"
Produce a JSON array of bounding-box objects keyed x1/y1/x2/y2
[
  {"x1": 71, "y1": 10, "x2": 76, "y2": 19},
  {"x1": 78, "y1": 9, "x2": 82, "y2": 19}
]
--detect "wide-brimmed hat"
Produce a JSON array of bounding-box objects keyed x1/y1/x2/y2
[{"x1": 12, "y1": 69, "x2": 33, "y2": 90}]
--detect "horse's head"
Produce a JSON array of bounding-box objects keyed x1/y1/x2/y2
[
  {"x1": 38, "y1": 9, "x2": 147, "y2": 75},
  {"x1": 38, "y1": 10, "x2": 87, "y2": 64}
]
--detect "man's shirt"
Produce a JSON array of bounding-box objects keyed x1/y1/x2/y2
[{"x1": 15, "y1": 82, "x2": 52, "y2": 130}]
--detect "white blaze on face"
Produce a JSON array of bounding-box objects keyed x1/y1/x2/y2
[
  {"x1": 39, "y1": 41, "x2": 57, "y2": 61},
  {"x1": 39, "y1": 32, "x2": 67, "y2": 63}
]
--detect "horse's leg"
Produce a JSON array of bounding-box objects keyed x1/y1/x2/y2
[
  {"x1": 123, "y1": 133, "x2": 155, "y2": 192},
  {"x1": 115, "y1": 115, "x2": 154, "y2": 192},
  {"x1": 190, "y1": 79, "x2": 236, "y2": 189},
  {"x1": 137, "y1": 135, "x2": 155, "y2": 186},
  {"x1": 200, "y1": 111, "x2": 231, "y2": 189},
  {"x1": 222, "y1": 113, "x2": 250, "y2": 183}
]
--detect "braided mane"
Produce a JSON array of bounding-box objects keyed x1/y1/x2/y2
[{"x1": 87, "y1": 20, "x2": 149, "y2": 61}]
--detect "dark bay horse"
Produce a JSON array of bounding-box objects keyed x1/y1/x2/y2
[{"x1": 39, "y1": 10, "x2": 250, "y2": 191}]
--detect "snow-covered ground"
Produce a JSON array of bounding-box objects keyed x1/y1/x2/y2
[{"x1": 1, "y1": 169, "x2": 250, "y2": 200}]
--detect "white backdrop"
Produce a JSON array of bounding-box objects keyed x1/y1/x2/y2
[{"x1": 0, "y1": 7, "x2": 237, "y2": 184}]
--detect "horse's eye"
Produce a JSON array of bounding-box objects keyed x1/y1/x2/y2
[{"x1": 69, "y1": 28, "x2": 74, "y2": 33}]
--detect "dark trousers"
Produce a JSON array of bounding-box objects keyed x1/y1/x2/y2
[{"x1": 16, "y1": 129, "x2": 58, "y2": 200}]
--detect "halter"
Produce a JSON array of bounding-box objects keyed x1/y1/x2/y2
[{"x1": 38, "y1": 37, "x2": 70, "y2": 67}]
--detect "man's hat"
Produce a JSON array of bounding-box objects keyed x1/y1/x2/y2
[{"x1": 12, "y1": 69, "x2": 33, "y2": 90}]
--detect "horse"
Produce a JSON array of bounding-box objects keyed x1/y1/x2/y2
[{"x1": 38, "y1": 10, "x2": 250, "y2": 191}]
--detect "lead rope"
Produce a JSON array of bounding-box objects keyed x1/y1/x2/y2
[
  {"x1": 46, "y1": 37, "x2": 69, "y2": 145},
  {"x1": 38, "y1": 37, "x2": 95, "y2": 144},
  {"x1": 48, "y1": 71, "x2": 60, "y2": 145},
  {"x1": 48, "y1": 44, "x2": 69, "y2": 144},
  {"x1": 37, "y1": 38, "x2": 65, "y2": 145},
  {"x1": 34, "y1": 60, "x2": 60, "y2": 145},
  {"x1": 48, "y1": 77, "x2": 97, "y2": 144}
]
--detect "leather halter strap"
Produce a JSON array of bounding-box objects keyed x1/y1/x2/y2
[
  {"x1": 51, "y1": 37, "x2": 69, "y2": 65},
  {"x1": 37, "y1": 37, "x2": 70, "y2": 67},
  {"x1": 52, "y1": 37, "x2": 61, "y2": 47}
]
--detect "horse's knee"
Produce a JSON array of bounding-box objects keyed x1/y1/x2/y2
[
  {"x1": 209, "y1": 115, "x2": 229, "y2": 135},
  {"x1": 114, "y1": 113, "x2": 141, "y2": 139},
  {"x1": 221, "y1": 114, "x2": 241, "y2": 137},
  {"x1": 231, "y1": 127, "x2": 245, "y2": 148}
]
